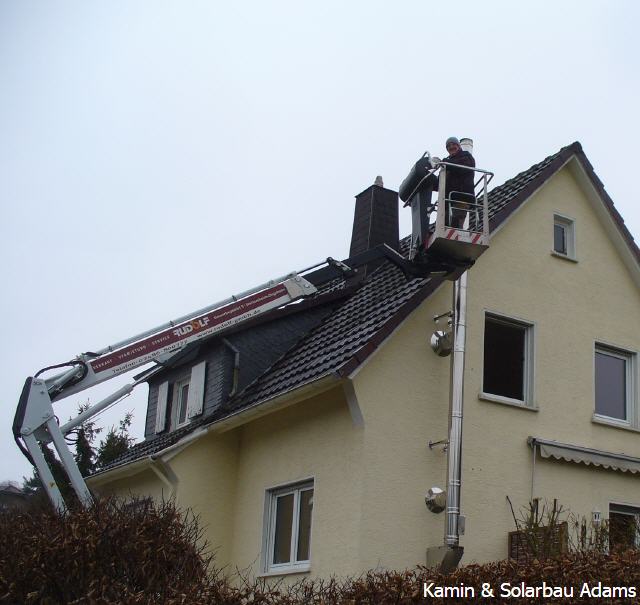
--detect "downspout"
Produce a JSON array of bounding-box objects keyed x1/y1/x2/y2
[{"x1": 531, "y1": 441, "x2": 537, "y2": 502}]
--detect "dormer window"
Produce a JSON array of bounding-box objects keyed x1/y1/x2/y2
[
  {"x1": 154, "y1": 361, "x2": 207, "y2": 434},
  {"x1": 173, "y1": 378, "x2": 190, "y2": 429}
]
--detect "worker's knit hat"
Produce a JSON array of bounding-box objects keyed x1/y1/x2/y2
[{"x1": 446, "y1": 136, "x2": 460, "y2": 147}]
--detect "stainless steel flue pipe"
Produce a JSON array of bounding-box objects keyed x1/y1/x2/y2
[{"x1": 445, "y1": 271, "x2": 468, "y2": 547}]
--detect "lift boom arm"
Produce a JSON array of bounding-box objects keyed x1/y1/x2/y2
[{"x1": 13, "y1": 274, "x2": 317, "y2": 512}]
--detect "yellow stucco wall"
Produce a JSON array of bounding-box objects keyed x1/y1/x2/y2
[
  {"x1": 457, "y1": 163, "x2": 640, "y2": 563},
  {"x1": 349, "y1": 283, "x2": 452, "y2": 571},
  {"x1": 96, "y1": 468, "x2": 167, "y2": 503},
  {"x1": 90, "y1": 430, "x2": 240, "y2": 567},
  {"x1": 95, "y1": 161, "x2": 640, "y2": 576},
  {"x1": 341, "y1": 162, "x2": 640, "y2": 568},
  {"x1": 168, "y1": 431, "x2": 239, "y2": 566},
  {"x1": 228, "y1": 387, "x2": 364, "y2": 579}
]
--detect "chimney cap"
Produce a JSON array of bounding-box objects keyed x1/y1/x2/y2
[
  {"x1": 374, "y1": 175, "x2": 384, "y2": 187},
  {"x1": 460, "y1": 138, "x2": 473, "y2": 153}
]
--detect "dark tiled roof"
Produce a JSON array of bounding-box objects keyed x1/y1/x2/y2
[
  {"x1": 94, "y1": 142, "x2": 640, "y2": 475},
  {"x1": 215, "y1": 144, "x2": 579, "y2": 412},
  {"x1": 91, "y1": 420, "x2": 206, "y2": 475},
  {"x1": 223, "y1": 246, "x2": 436, "y2": 412},
  {"x1": 486, "y1": 149, "x2": 561, "y2": 221}
]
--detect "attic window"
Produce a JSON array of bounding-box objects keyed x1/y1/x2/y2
[
  {"x1": 173, "y1": 378, "x2": 190, "y2": 428},
  {"x1": 482, "y1": 313, "x2": 534, "y2": 407},
  {"x1": 161, "y1": 361, "x2": 207, "y2": 432},
  {"x1": 553, "y1": 214, "x2": 575, "y2": 259}
]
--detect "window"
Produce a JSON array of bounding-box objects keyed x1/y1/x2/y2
[
  {"x1": 153, "y1": 360, "x2": 206, "y2": 434},
  {"x1": 264, "y1": 481, "x2": 314, "y2": 574},
  {"x1": 553, "y1": 214, "x2": 575, "y2": 259},
  {"x1": 482, "y1": 313, "x2": 534, "y2": 405},
  {"x1": 594, "y1": 345, "x2": 635, "y2": 425},
  {"x1": 173, "y1": 378, "x2": 190, "y2": 428},
  {"x1": 609, "y1": 504, "x2": 640, "y2": 551}
]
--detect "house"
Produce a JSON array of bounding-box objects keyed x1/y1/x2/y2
[
  {"x1": 0, "y1": 481, "x2": 29, "y2": 511},
  {"x1": 88, "y1": 142, "x2": 640, "y2": 577}
]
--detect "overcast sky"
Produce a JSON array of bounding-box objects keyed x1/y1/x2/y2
[{"x1": 1, "y1": 1, "x2": 639, "y2": 484}]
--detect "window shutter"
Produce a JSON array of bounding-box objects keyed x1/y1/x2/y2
[
  {"x1": 155, "y1": 381, "x2": 169, "y2": 433},
  {"x1": 187, "y1": 361, "x2": 206, "y2": 419}
]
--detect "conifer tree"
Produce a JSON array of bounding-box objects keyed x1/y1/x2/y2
[
  {"x1": 95, "y1": 413, "x2": 134, "y2": 470},
  {"x1": 22, "y1": 403, "x2": 134, "y2": 497}
]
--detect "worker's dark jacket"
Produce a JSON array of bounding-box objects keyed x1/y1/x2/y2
[{"x1": 441, "y1": 150, "x2": 475, "y2": 198}]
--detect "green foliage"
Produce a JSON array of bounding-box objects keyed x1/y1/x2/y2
[
  {"x1": 21, "y1": 443, "x2": 72, "y2": 504},
  {"x1": 67, "y1": 401, "x2": 102, "y2": 476},
  {"x1": 95, "y1": 412, "x2": 134, "y2": 470},
  {"x1": 22, "y1": 404, "x2": 133, "y2": 500}
]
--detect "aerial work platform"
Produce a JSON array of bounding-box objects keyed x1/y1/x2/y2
[{"x1": 399, "y1": 151, "x2": 494, "y2": 279}]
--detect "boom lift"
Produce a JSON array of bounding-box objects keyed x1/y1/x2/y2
[
  {"x1": 14, "y1": 154, "x2": 493, "y2": 519},
  {"x1": 400, "y1": 149, "x2": 494, "y2": 570},
  {"x1": 14, "y1": 273, "x2": 319, "y2": 512},
  {"x1": 399, "y1": 151, "x2": 494, "y2": 279}
]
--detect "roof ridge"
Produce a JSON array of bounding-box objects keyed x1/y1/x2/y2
[{"x1": 489, "y1": 148, "x2": 564, "y2": 192}]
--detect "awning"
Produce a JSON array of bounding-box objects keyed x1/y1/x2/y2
[{"x1": 528, "y1": 437, "x2": 640, "y2": 474}]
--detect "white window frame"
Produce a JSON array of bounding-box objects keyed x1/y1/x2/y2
[
  {"x1": 480, "y1": 311, "x2": 535, "y2": 408},
  {"x1": 593, "y1": 343, "x2": 637, "y2": 429},
  {"x1": 262, "y1": 479, "x2": 314, "y2": 575},
  {"x1": 172, "y1": 378, "x2": 191, "y2": 429},
  {"x1": 552, "y1": 213, "x2": 576, "y2": 260},
  {"x1": 154, "y1": 381, "x2": 170, "y2": 434}
]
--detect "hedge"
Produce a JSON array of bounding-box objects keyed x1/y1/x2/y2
[{"x1": 1, "y1": 498, "x2": 639, "y2": 604}]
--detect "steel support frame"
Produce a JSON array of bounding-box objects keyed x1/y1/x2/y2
[{"x1": 19, "y1": 383, "x2": 94, "y2": 512}]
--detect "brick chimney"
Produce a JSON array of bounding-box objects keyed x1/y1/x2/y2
[{"x1": 349, "y1": 177, "x2": 399, "y2": 259}]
